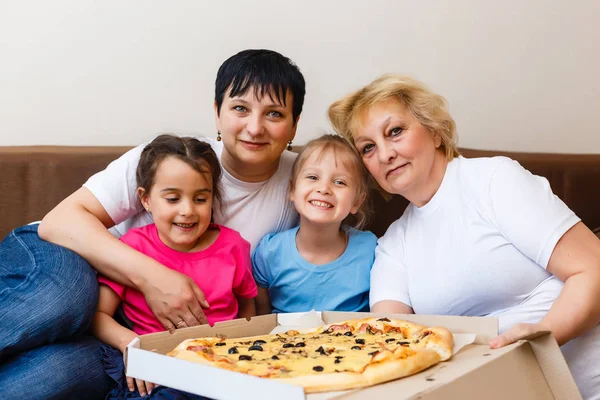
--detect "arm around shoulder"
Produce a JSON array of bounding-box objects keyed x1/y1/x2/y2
[
  {"x1": 39, "y1": 187, "x2": 156, "y2": 289},
  {"x1": 40, "y1": 143, "x2": 146, "y2": 245}
]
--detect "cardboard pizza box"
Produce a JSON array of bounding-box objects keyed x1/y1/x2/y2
[{"x1": 125, "y1": 311, "x2": 582, "y2": 400}]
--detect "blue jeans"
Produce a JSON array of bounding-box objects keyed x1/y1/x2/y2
[{"x1": 0, "y1": 224, "x2": 111, "y2": 399}]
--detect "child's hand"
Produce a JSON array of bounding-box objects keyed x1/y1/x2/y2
[{"x1": 127, "y1": 375, "x2": 156, "y2": 397}]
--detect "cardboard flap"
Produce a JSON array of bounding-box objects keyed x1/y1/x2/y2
[
  {"x1": 123, "y1": 337, "x2": 140, "y2": 375},
  {"x1": 138, "y1": 314, "x2": 278, "y2": 355},
  {"x1": 527, "y1": 333, "x2": 582, "y2": 400}
]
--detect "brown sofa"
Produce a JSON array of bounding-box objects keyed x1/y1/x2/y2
[{"x1": 1, "y1": 146, "x2": 600, "y2": 241}]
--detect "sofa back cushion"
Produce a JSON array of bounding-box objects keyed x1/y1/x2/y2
[{"x1": 1, "y1": 146, "x2": 599, "y2": 241}]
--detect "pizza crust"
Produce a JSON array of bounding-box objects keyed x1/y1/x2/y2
[{"x1": 274, "y1": 348, "x2": 442, "y2": 393}]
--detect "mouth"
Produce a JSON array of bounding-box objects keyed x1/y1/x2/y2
[
  {"x1": 309, "y1": 200, "x2": 334, "y2": 209},
  {"x1": 240, "y1": 140, "x2": 268, "y2": 149},
  {"x1": 386, "y1": 162, "x2": 409, "y2": 178},
  {"x1": 173, "y1": 222, "x2": 197, "y2": 229}
]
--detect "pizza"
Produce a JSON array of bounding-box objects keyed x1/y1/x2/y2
[{"x1": 167, "y1": 317, "x2": 453, "y2": 393}]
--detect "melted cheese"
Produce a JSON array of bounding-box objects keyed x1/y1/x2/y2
[{"x1": 201, "y1": 329, "x2": 417, "y2": 378}]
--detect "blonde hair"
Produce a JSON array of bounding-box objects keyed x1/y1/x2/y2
[
  {"x1": 290, "y1": 134, "x2": 371, "y2": 229},
  {"x1": 328, "y1": 74, "x2": 459, "y2": 161}
]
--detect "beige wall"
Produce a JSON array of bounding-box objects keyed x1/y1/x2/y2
[{"x1": 1, "y1": 0, "x2": 599, "y2": 152}]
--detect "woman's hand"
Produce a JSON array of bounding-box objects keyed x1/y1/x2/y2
[
  {"x1": 141, "y1": 268, "x2": 210, "y2": 333},
  {"x1": 489, "y1": 322, "x2": 550, "y2": 349}
]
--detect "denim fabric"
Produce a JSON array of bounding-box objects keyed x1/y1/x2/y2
[
  {"x1": 0, "y1": 224, "x2": 110, "y2": 398},
  {"x1": 0, "y1": 336, "x2": 111, "y2": 399},
  {"x1": 101, "y1": 344, "x2": 210, "y2": 400}
]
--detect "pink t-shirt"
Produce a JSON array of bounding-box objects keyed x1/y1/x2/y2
[{"x1": 98, "y1": 224, "x2": 258, "y2": 335}]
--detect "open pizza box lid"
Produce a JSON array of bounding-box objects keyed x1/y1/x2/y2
[{"x1": 125, "y1": 311, "x2": 581, "y2": 400}]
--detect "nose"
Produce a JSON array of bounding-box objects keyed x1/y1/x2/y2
[
  {"x1": 246, "y1": 113, "x2": 265, "y2": 137},
  {"x1": 179, "y1": 199, "x2": 193, "y2": 216},
  {"x1": 378, "y1": 141, "x2": 397, "y2": 164},
  {"x1": 316, "y1": 181, "x2": 332, "y2": 195}
]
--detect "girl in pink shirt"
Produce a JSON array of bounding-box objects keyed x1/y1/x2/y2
[{"x1": 90, "y1": 134, "x2": 257, "y2": 399}]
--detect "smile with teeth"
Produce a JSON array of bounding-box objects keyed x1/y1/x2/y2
[
  {"x1": 174, "y1": 222, "x2": 196, "y2": 228},
  {"x1": 310, "y1": 200, "x2": 333, "y2": 208}
]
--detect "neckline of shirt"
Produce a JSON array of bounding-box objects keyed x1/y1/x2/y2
[
  {"x1": 212, "y1": 139, "x2": 286, "y2": 190},
  {"x1": 411, "y1": 156, "x2": 462, "y2": 218},
  {"x1": 289, "y1": 226, "x2": 356, "y2": 272},
  {"x1": 149, "y1": 223, "x2": 226, "y2": 260}
]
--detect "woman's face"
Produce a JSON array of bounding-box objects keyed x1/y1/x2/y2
[
  {"x1": 353, "y1": 99, "x2": 445, "y2": 205},
  {"x1": 215, "y1": 88, "x2": 298, "y2": 182}
]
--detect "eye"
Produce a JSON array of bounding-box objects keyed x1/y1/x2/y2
[
  {"x1": 306, "y1": 174, "x2": 318, "y2": 181},
  {"x1": 361, "y1": 143, "x2": 375, "y2": 155},
  {"x1": 267, "y1": 110, "x2": 283, "y2": 118},
  {"x1": 195, "y1": 197, "x2": 208, "y2": 203},
  {"x1": 233, "y1": 105, "x2": 247, "y2": 112},
  {"x1": 334, "y1": 179, "x2": 347, "y2": 186},
  {"x1": 165, "y1": 197, "x2": 179, "y2": 203},
  {"x1": 389, "y1": 126, "x2": 403, "y2": 137}
]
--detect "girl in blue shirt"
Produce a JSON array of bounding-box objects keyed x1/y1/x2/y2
[{"x1": 253, "y1": 134, "x2": 377, "y2": 314}]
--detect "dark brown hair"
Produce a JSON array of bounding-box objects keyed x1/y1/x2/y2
[
  {"x1": 137, "y1": 134, "x2": 222, "y2": 213},
  {"x1": 290, "y1": 134, "x2": 371, "y2": 229}
]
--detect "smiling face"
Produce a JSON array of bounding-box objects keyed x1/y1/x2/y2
[
  {"x1": 139, "y1": 156, "x2": 214, "y2": 252},
  {"x1": 215, "y1": 87, "x2": 298, "y2": 182},
  {"x1": 290, "y1": 147, "x2": 362, "y2": 228},
  {"x1": 353, "y1": 99, "x2": 447, "y2": 206}
]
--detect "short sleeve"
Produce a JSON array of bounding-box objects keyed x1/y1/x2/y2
[
  {"x1": 83, "y1": 144, "x2": 146, "y2": 226},
  {"x1": 231, "y1": 237, "x2": 258, "y2": 298},
  {"x1": 369, "y1": 232, "x2": 412, "y2": 309},
  {"x1": 251, "y1": 234, "x2": 276, "y2": 288},
  {"x1": 487, "y1": 159, "x2": 580, "y2": 268},
  {"x1": 97, "y1": 275, "x2": 126, "y2": 298}
]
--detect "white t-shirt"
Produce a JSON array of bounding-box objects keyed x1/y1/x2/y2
[
  {"x1": 370, "y1": 155, "x2": 579, "y2": 327},
  {"x1": 370, "y1": 156, "x2": 600, "y2": 399},
  {"x1": 83, "y1": 138, "x2": 299, "y2": 251}
]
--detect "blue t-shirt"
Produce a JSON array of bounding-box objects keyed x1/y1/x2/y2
[{"x1": 252, "y1": 226, "x2": 377, "y2": 313}]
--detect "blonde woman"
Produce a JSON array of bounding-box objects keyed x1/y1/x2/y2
[{"x1": 329, "y1": 75, "x2": 600, "y2": 399}]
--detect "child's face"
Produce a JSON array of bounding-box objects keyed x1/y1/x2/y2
[
  {"x1": 290, "y1": 148, "x2": 362, "y2": 228},
  {"x1": 140, "y1": 156, "x2": 214, "y2": 252}
]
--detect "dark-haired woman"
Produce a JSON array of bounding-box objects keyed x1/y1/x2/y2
[{"x1": 0, "y1": 49, "x2": 305, "y2": 399}]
